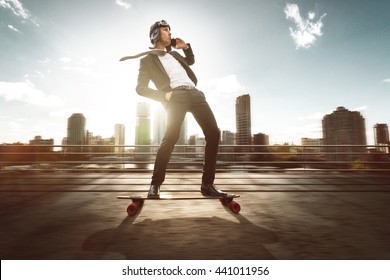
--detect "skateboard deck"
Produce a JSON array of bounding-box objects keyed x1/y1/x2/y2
[{"x1": 117, "y1": 193, "x2": 241, "y2": 216}]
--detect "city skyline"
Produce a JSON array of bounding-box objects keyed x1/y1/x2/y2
[
  {"x1": 4, "y1": 106, "x2": 388, "y2": 149},
  {"x1": 1, "y1": 0, "x2": 389, "y2": 145}
]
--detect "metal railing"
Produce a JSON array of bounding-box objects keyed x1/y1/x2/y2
[{"x1": 1, "y1": 144, "x2": 389, "y2": 173}]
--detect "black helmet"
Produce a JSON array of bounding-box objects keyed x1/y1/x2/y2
[{"x1": 149, "y1": 20, "x2": 170, "y2": 45}]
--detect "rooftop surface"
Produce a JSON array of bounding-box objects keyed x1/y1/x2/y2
[{"x1": 1, "y1": 172, "x2": 389, "y2": 259}]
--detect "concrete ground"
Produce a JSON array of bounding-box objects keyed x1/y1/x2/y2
[{"x1": 0, "y1": 172, "x2": 389, "y2": 259}]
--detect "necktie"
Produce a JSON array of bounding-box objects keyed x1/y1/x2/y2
[{"x1": 119, "y1": 49, "x2": 166, "y2": 61}]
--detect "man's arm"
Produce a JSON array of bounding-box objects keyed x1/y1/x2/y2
[
  {"x1": 182, "y1": 43, "x2": 195, "y2": 66},
  {"x1": 175, "y1": 38, "x2": 195, "y2": 66},
  {"x1": 135, "y1": 58, "x2": 166, "y2": 103}
]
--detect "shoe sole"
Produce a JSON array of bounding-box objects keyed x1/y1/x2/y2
[{"x1": 201, "y1": 192, "x2": 228, "y2": 197}]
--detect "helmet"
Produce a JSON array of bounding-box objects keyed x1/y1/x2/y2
[{"x1": 149, "y1": 20, "x2": 170, "y2": 45}]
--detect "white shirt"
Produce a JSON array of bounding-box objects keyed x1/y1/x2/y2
[{"x1": 158, "y1": 53, "x2": 195, "y2": 89}]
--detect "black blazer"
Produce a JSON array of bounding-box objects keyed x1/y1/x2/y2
[{"x1": 136, "y1": 44, "x2": 198, "y2": 103}]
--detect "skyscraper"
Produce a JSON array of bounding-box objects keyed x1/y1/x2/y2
[
  {"x1": 235, "y1": 94, "x2": 252, "y2": 158},
  {"x1": 220, "y1": 130, "x2": 235, "y2": 161},
  {"x1": 135, "y1": 103, "x2": 151, "y2": 145},
  {"x1": 235, "y1": 94, "x2": 252, "y2": 146},
  {"x1": 67, "y1": 113, "x2": 86, "y2": 152},
  {"x1": 151, "y1": 104, "x2": 187, "y2": 146},
  {"x1": 374, "y1": 123, "x2": 389, "y2": 153},
  {"x1": 322, "y1": 106, "x2": 367, "y2": 163},
  {"x1": 114, "y1": 124, "x2": 125, "y2": 153},
  {"x1": 152, "y1": 105, "x2": 166, "y2": 145},
  {"x1": 135, "y1": 103, "x2": 151, "y2": 160}
]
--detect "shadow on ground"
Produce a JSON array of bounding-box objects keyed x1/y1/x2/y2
[{"x1": 83, "y1": 212, "x2": 278, "y2": 259}]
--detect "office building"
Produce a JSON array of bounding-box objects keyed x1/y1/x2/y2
[
  {"x1": 152, "y1": 106, "x2": 166, "y2": 145},
  {"x1": 235, "y1": 94, "x2": 252, "y2": 160},
  {"x1": 301, "y1": 138, "x2": 323, "y2": 146},
  {"x1": 322, "y1": 106, "x2": 367, "y2": 163},
  {"x1": 188, "y1": 134, "x2": 205, "y2": 159},
  {"x1": 135, "y1": 103, "x2": 151, "y2": 160},
  {"x1": 29, "y1": 136, "x2": 54, "y2": 152},
  {"x1": 67, "y1": 113, "x2": 86, "y2": 152},
  {"x1": 235, "y1": 94, "x2": 252, "y2": 146},
  {"x1": 301, "y1": 137, "x2": 324, "y2": 161},
  {"x1": 253, "y1": 133, "x2": 269, "y2": 146},
  {"x1": 374, "y1": 123, "x2": 389, "y2": 153},
  {"x1": 220, "y1": 130, "x2": 235, "y2": 161},
  {"x1": 115, "y1": 124, "x2": 125, "y2": 153},
  {"x1": 135, "y1": 103, "x2": 151, "y2": 145},
  {"x1": 252, "y1": 132, "x2": 269, "y2": 161},
  {"x1": 221, "y1": 130, "x2": 235, "y2": 145}
]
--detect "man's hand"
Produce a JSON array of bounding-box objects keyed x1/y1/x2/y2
[
  {"x1": 174, "y1": 38, "x2": 189, "y2": 50},
  {"x1": 165, "y1": 91, "x2": 173, "y2": 101}
]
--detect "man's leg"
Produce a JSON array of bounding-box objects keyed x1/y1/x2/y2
[
  {"x1": 151, "y1": 98, "x2": 187, "y2": 187},
  {"x1": 190, "y1": 89, "x2": 226, "y2": 196}
]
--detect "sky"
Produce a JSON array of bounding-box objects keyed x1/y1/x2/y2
[{"x1": 1, "y1": 0, "x2": 389, "y2": 145}]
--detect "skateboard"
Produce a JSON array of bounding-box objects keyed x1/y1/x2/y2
[{"x1": 117, "y1": 193, "x2": 241, "y2": 216}]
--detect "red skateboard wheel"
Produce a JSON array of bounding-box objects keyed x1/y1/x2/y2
[
  {"x1": 229, "y1": 201, "x2": 241, "y2": 214},
  {"x1": 127, "y1": 202, "x2": 139, "y2": 216}
]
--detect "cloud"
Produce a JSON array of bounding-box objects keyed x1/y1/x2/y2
[
  {"x1": 60, "y1": 57, "x2": 72, "y2": 63},
  {"x1": 198, "y1": 74, "x2": 245, "y2": 98},
  {"x1": 352, "y1": 105, "x2": 368, "y2": 112},
  {"x1": 284, "y1": 3, "x2": 326, "y2": 49},
  {"x1": 0, "y1": 0, "x2": 39, "y2": 26},
  {"x1": 298, "y1": 112, "x2": 324, "y2": 121},
  {"x1": 382, "y1": 78, "x2": 390, "y2": 83},
  {"x1": 7, "y1": 24, "x2": 22, "y2": 33},
  {"x1": 58, "y1": 56, "x2": 97, "y2": 74},
  {"x1": 115, "y1": 0, "x2": 131, "y2": 9},
  {"x1": 0, "y1": 80, "x2": 63, "y2": 107}
]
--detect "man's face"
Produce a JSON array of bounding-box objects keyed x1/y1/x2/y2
[{"x1": 158, "y1": 26, "x2": 171, "y2": 47}]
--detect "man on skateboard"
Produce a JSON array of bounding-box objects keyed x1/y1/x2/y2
[{"x1": 136, "y1": 20, "x2": 227, "y2": 198}]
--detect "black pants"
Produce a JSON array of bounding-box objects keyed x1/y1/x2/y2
[{"x1": 151, "y1": 88, "x2": 220, "y2": 186}]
